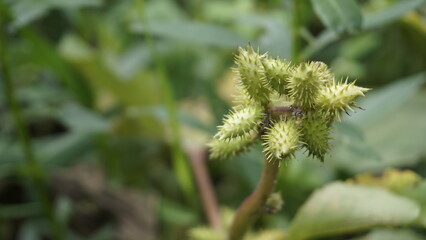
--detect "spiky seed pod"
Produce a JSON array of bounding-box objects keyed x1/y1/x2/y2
[
  {"x1": 262, "y1": 120, "x2": 301, "y2": 161},
  {"x1": 232, "y1": 84, "x2": 258, "y2": 110},
  {"x1": 263, "y1": 192, "x2": 284, "y2": 214},
  {"x1": 300, "y1": 112, "x2": 331, "y2": 162},
  {"x1": 316, "y1": 79, "x2": 370, "y2": 120},
  {"x1": 210, "y1": 46, "x2": 370, "y2": 163},
  {"x1": 234, "y1": 44, "x2": 271, "y2": 104},
  {"x1": 262, "y1": 57, "x2": 292, "y2": 95},
  {"x1": 215, "y1": 104, "x2": 265, "y2": 140},
  {"x1": 208, "y1": 131, "x2": 257, "y2": 160},
  {"x1": 287, "y1": 61, "x2": 334, "y2": 109}
]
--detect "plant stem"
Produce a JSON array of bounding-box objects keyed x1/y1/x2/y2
[
  {"x1": 229, "y1": 158, "x2": 281, "y2": 240},
  {"x1": 188, "y1": 148, "x2": 223, "y2": 232},
  {"x1": 0, "y1": 13, "x2": 64, "y2": 240}
]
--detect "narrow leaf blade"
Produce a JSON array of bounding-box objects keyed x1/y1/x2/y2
[
  {"x1": 311, "y1": 0, "x2": 362, "y2": 34},
  {"x1": 130, "y1": 21, "x2": 248, "y2": 48},
  {"x1": 363, "y1": 0, "x2": 426, "y2": 30}
]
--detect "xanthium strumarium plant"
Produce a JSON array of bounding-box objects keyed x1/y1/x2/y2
[{"x1": 208, "y1": 44, "x2": 370, "y2": 162}]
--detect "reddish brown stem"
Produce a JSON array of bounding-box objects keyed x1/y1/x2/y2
[
  {"x1": 188, "y1": 148, "x2": 223, "y2": 232},
  {"x1": 270, "y1": 105, "x2": 293, "y2": 114},
  {"x1": 228, "y1": 158, "x2": 281, "y2": 240},
  {"x1": 270, "y1": 105, "x2": 304, "y2": 118}
]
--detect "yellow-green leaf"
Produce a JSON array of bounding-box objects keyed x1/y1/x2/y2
[{"x1": 288, "y1": 183, "x2": 420, "y2": 240}]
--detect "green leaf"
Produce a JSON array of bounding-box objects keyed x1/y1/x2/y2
[
  {"x1": 363, "y1": 0, "x2": 426, "y2": 30},
  {"x1": 37, "y1": 133, "x2": 94, "y2": 165},
  {"x1": 50, "y1": 0, "x2": 103, "y2": 8},
  {"x1": 347, "y1": 73, "x2": 426, "y2": 127},
  {"x1": 130, "y1": 21, "x2": 248, "y2": 48},
  {"x1": 288, "y1": 183, "x2": 420, "y2": 240},
  {"x1": 57, "y1": 104, "x2": 108, "y2": 133},
  {"x1": 37, "y1": 104, "x2": 108, "y2": 164},
  {"x1": 127, "y1": 105, "x2": 214, "y2": 133},
  {"x1": 9, "y1": 1, "x2": 50, "y2": 28},
  {"x1": 331, "y1": 121, "x2": 381, "y2": 165},
  {"x1": 236, "y1": 13, "x2": 292, "y2": 59},
  {"x1": 300, "y1": 30, "x2": 338, "y2": 59},
  {"x1": 346, "y1": 171, "x2": 426, "y2": 228},
  {"x1": 59, "y1": 34, "x2": 164, "y2": 107},
  {"x1": 405, "y1": 181, "x2": 426, "y2": 227},
  {"x1": 310, "y1": 0, "x2": 362, "y2": 34},
  {"x1": 21, "y1": 31, "x2": 94, "y2": 106},
  {"x1": 330, "y1": 74, "x2": 426, "y2": 173},
  {"x1": 0, "y1": 203, "x2": 40, "y2": 218},
  {"x1": 362, "y1": 91, "x2": 426, "y2": 167},
  {"x1": 331, "y1": 89, "x2": 426, "y2": 173},
  {"x1": 9, "y1": 0, "x2": 103, "y2": 28},
  {"x1": 352, "y1": 228, "x2": 425, "y2": 240}
]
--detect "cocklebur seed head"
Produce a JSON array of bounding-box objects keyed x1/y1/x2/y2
[
  {"x1": 288, "y1": 61, "x2": 334, "y2": 109},
  {"x1": 300, "y1": 112, "x2": 331, "y2": 162},
  {"x1": 262, "y1": 120, "x2": 301, "y2": 161},
  {"x1": 316, "y1": 79, "x2": 370, "y2": 120},
  {"x1": 208, "y1": 131, "x2": 257, "y2": 160},
  {"x1": 215, "y1": 104, "x2": 265, "y2": 140},
  {"x1": 235, "y1": 44, "x2": 272, "y2": 104},
  {"x1": 232, "y1": 84, "x2": 257, "y2": 109},
  {"x1": 209, "y1": 46, "x2": 369, "y2": 162},
  {"x1": 262, "y1": 57, "x2": 292, "y2": 96}
]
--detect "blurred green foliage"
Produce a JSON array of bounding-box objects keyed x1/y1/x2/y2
[{"x1": 0, "y1": 0, "x2": 426, "y2": 239}]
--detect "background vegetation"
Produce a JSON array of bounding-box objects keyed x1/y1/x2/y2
[{"x1": 0, "y1": 0, "x2": 426, "y2": 239}]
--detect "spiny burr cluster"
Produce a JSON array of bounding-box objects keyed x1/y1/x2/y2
[{"x1": 208, "y1": 44, "x2": 370, "y2": 162}]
